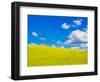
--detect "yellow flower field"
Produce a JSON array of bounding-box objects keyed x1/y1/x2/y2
[{"x1": 28, "y1": 45, "x2": 88, "y2": 67}]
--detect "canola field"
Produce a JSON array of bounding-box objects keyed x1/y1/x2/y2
[{"x1": 28, "y1": 45, "x2": 88, "y2": 67}]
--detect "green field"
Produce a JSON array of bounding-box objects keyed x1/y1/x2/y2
[{"x1": 28, "y1": 45, "x2": 88, "y2": 67}]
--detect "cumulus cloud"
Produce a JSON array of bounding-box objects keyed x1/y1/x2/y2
[
  {"x1": 40, "y1": 37, "x2": 46, "y2": 40},
  {"x1": 80, "y1": 43, "x2": 88, "y2": 51},
  {"x1": 71, "y1": 43, "x2": 88, "y2": 51},
  {"x1": 64, "y1": 39, "x2": 74, "y2": 45},
  {"x1": 61, "y1": 23, "x2": 70, "y2": 29},
  {"x1": 70, "y1": 43, "x2": 88, "y2": 51},
  {"x1": 73, "y1": 19, "x2": 82, "y2": 26},
  {"x1": 69, "y1": 30, "x2": 87, "y2": 43},
  {"x1": 80, "y1": 43, "x2": 88, "y2": 48},
  {"x1": 56, "y1": 41, "x2": 65, "y2": 48},
  {"x1": 30, "y1": 42, "x2": 37, "y2": 45},
  {"x1": 60, "y1": 46, "x2": 64, "y2": 48},
  {"x1": 71, "y1": 47, "x2": 80, "y2": 50},
  {"x1": 40, "y1": 44, "x2": 46, "y2": 46},
  {"x1": 64, "y1": 30, "x2": 88, "y2": 51},
  {"x1": 52, "y1": 45, "x2": 56, "y2": 48},
  {"x1": 32, "y1": 32, "x2": 38, "y2": 37}
]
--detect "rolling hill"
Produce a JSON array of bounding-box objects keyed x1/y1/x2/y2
[{"x1": 28, "y1": 45, "x2": 88, "y2": 67}]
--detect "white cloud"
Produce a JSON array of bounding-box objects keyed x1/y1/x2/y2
[
  {"x1": 61, "y1": 23, "x2": 70, "y2": 29},
  {"x1": 30, "y1": 42, "x2": 37, "y2": 45},
  {"x1": 69, "y1": 30, "x2": 87, "y2": 43},
  {"x1": 60, "y1": 46, "x2": 64, "y2": 48},
  {"x1": 71, "y1": 43, "x2": 88, "y2": 51},
  {"x1": 40, "y1": 44, "x2": 46, "y2": 46},
  {"x1": 82, "y1": 48, "x2": 88, "y2": 51},
  {"x1": 80, "y1": 43, "x2": 88, "y2": 51},
  {"x1": 40, "y1": 37, "x2": 46, "y2": 40},
  {"x1": 64, "y1": 30, "x2": 88, "y2": 51},
  {"x1": 32, "y1": 32, "x2": 38, "y2": 37},
  {"x1": 71, "y1": 47, "x2": 80, "y2": 50},
  {"x1": 52, "y1": 45, "x2": 56, "y2": 48},
  {"x1": 80, "y1": 43, "x2": 88, "y2": 48},
  {"x1": 64, "y1": 39, "x2": 73, "y2": 45},
  {"x1": 73, "y1": 19, "x2": 82, "y2": 26}
]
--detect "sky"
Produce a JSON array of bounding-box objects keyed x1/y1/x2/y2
[{"x1": 28, "y1": 15, "x2": 88, "y2": 51}]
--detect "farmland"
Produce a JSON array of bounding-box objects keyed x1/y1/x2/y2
[{"x1": 28, "y1": 45, "x2": 88, "y2": 67}]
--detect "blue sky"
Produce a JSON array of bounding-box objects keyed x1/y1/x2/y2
[{"x1": 28, "y1": 15, "x2": 88, "y2": 50}]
